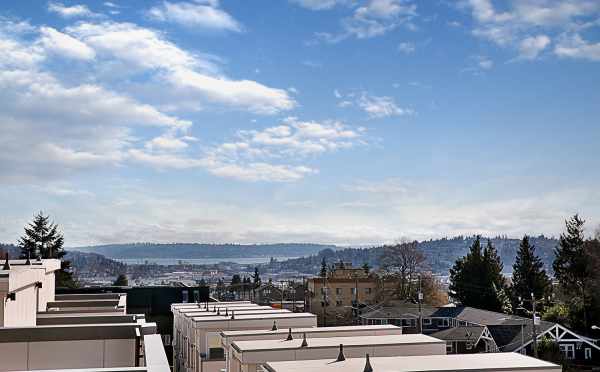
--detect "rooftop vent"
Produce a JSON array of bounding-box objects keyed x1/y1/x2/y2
[
  {"x1": 25, "y1": 252, "x2": 31, "y2": 265},
  {"x1": 217, "y1": 308, "x2": 221, "y2": 315},
  {"x1": 225, "y1": 308, "x2": 229, "y2": 316},
  {"x1": 301, "y1": 332, "x2": 308, "y2": 347},
  {"x1": 2, "y1": 253, "x2": 9, "y2": 271},
  {"x1": 336, "y1": 344, "x2": 346, "y2": 362},
  {"x1": 272, "y1": 320, "x2": 278, "y2": 331},
  {"x1": 286, "y1": 328, "x2": 293, "y2": 341},
  {"x1": 363, "y1": 354, "x2": 373, "y2": 372},
  {"x1": 231, "y1": 310, "x2": 235, "y2": 320}
]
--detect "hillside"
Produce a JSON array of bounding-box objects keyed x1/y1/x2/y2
[
  {"x1": 73, "y1": 243, "x2": 336, "y2": 259},
  {"x1": 269, "y1": 236, "x2": 558, "y2": 275}
]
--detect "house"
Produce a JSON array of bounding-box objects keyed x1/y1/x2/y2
[{"x1": 360, "y1": 301, "x2": 600, "y2": 365}]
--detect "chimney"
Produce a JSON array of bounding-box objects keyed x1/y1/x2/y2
[{"x1": 286, "y1": 328, "x2": 293, "y2": 341}]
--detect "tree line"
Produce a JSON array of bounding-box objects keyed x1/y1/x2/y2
[{"x1": 448, "y1": 214, "x2": 600, "y2": 336}]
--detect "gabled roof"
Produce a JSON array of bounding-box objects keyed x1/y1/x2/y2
[{"x1": 431, "y1": 326, "x2": 484, "y2": 342}]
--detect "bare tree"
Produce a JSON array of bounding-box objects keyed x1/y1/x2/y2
[{"x1": 379, "y1": 241, "x2": 426, "y2": 299}]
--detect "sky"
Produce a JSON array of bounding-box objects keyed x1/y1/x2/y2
[{"x1": 0, "y1": 0, "x2": 599, "y2": 247}]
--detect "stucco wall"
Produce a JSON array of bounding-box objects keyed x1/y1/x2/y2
[{"x1": 0, "y1": 338, "x2": 135, "y2": 371}]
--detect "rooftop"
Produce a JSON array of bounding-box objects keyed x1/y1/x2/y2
[
  {"x1": 264, "y1": 353, "x2": 561, "y2": 372},
  {"x1": 232, "y1": 334, "x2": 442, "y2": 352}
]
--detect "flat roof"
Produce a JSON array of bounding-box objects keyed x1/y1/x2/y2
[
  {"x1": 264, "y1": 353, "x2": 561, "y2": 372},
  {"x1": 184, "y1": 309, "x2": 289, "y2": 318},
  {"x1": 192, "y1": 312, "x2": 316, "y2": 323},
  {"x1": 232, "y1": 334, "x2": 442, "y2": 352},
  {"x1": 178, "y1": 306, "x2": 272, "y2": 314},
  {"x1": 221, "y1": 325, "x2": 400, "y2": 338}
]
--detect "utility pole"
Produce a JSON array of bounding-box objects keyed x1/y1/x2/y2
[
  {"x1": 531, "y1": 292, "x2": 538, "y2": 358},
  {"x1": 418, "y1": 274, "x2": 423, "y2": 334},
  {"x1": 322, "y1": 275, "x2": 328, "y2": 327}
]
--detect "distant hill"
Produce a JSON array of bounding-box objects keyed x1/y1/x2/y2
[
  {"x1": 270, "y1": 236, "x2": 559, "y2": 275},
  {"x1": 65, "y1": 251, "x2": 126, "y2": 277},
  {"x1": 72, "y1": 243, "x2": 337, "y2": 259}
]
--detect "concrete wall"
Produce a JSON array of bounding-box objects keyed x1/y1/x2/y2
[{"x1": 0, "y1": 338, "x2": 136, "y2": 371}]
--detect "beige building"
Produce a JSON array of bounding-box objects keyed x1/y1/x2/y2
[
  {"x1": 264, "y1": 352, "x2": 561, "y2": 372},
  {"x1": 230, "y1": 334, "x2": 445, "y2": 372},
  {"x1": 306, "y1": 262, "x2": 398, "y2": 326},
  {"x1": 171, "y1": 302, "x2": 317, "y2": 372},
  {"x1": 221, "y1": 325, "x2": 402, "y2": 372},
  {"x1": 0, "y1": 258, "x2": 169, "y2": 372}
]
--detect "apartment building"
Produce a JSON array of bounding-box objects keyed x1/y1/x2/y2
[
  {"x1": 230, "y1": 334, "x2": 445, "y2": 372},
  {"x1": 171, "y1": 302, "x2": 317, "y2": 372},
  {"x1": 264, "y1": 352, "x2": 561, "y2": 372},
  {"x1": 0, "y1": 257, "x2": 169, "y2": 372},
  {"x1": 305, "y1": 262, "x2": 398, "y2": 326},
  {"x1": 220, "y1": 325, "x2": 403, "y2": 372}
]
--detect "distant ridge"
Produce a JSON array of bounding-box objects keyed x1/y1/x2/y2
[{"x1": 72, "y1": 243, "x2": 337, "y2": 259}]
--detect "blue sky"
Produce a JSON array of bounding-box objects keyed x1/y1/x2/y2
[{"x1": 0, "y1": 0, "x2": 599, "y2": 246}]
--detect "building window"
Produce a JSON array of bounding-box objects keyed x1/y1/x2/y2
[
  {"x1": 320, "y1": 287, "x2": 327, "y2": 295},
  {"x1": 466, "y1": 341, "x2": 473, "y2": 350},
  {"x1": 336, "y1": 288, "x2": 342, "y2": 295},
  {"x1": 336, "y1": 300, "x2": 343, "y2": 307},
  {"x1": 182, "y1": 290, "x2": 189, "y2": 303},
  {"x1": 440, "y1": 318, "x2": 450, "y2": 327},
  {"x1": 162, "y1": 334, "x2": 172, "y2": 346},
  {"x1": 401, "y1": 319, "x2": 416, "y2": 327},
  {"x1": 585, "y1": 348, "x2": 592, "y2": 360},
  {"x1": 446, "y1": 342, "x2": 453, "y2": 353},
  {"x1": 423, "y1": 318, "x2": 432, "y2": 326},
  {"x1": 559, "y1": 344, "x2": 575, "y2": 360},
  {"x1": 365, "y1": 288, "x2": 372, "y2": 294},
  {"x1": 351, "y1": 287, "x2": 357, "y2": 295}
]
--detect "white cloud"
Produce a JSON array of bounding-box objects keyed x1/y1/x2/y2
[
  {"x1": 478, "y1": 55, "x2": 493, "y2": 69},
  {"x1": 463, "y1": 0, "x2": 600, "y2": 61},
  {"x1": 311, "y1": 0, "x2": 418, "y2": 43},
  {"x1": 147, "y1": 1, "x2": 242, "y2": 32},
  {"x1": 518, "y1": 34, "x2": 551, "y2": 59},
  {"x1": 67, "y1": 21, "x2": 295, "y2": 114},
  {"x1": 345, "y1": 178, "x2": 410, "y2": 194},
  {"x1": 40, "y1": 27, "x2": 96, "y2": 60},
  {"x1": 398, "y1": 41, "x2": 415, "y2": 54},
  {"x1": 555, "y1": 33, "x2": 600, "y2": 61},
  {"x1": 47, "y1": 2, "x2": 97, "y2": 18},
  {"x1": 167, "y1": 68, "x2": 295, "y2": 115},
  {"x1": 290, "y1": 0, "x2": 345, "y2": 10},
  {"x1": 358, "y1": 93, "x2": 413, "y2": 118}
]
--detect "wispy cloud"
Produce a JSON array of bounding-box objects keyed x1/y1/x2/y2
[{"x1": 147, "y1": 1, "x2": 242, "y2": 32}]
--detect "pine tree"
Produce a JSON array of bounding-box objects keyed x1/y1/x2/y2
[
  {"x1": 512, "y1": 235, "x2": 552, "y2": 310},
  {"x1": 252, "y1": 267, "x2": 261, "y2": 288},
  {"x1": 320, "y1": 257, "x2": 328, "y2": 277},
  {"x1": 449, "y1": 236, "x2": 506, "y2": 312},
  {"x1": 553, "y1": 214, "x2": 591, "y2": 330},
  {"x1": 18, "y1": 212, "x2": 77, "y2": 288},
  {"x1": 113, "y1": 274, "x2": 128, "y2": 286}
]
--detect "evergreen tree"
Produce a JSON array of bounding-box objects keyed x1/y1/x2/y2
[
  {"x1": 320, "y1": 257, "x2": 328, "y2": 277},
  {"x1": 553, "y1": 214, "x2": 591, "y2": 330},
  {"x1": 113, "y1": 274, "x2": 128, "y2": 286},
  {"x1": 18, "y1": 212, "x2": 77, "y2": 288},
  {"x1": 252, "y1": 267, "x2": 262, "y2": 288},
  {"x1": 512, "y1": 235, "x2": 552, "y2": 310},
  {"x1": 449, "y1": 236, "x2": 506, "y2": 312},
  {"x1": 362, "y1": 262, "x2": 370, "y2": 275}
]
